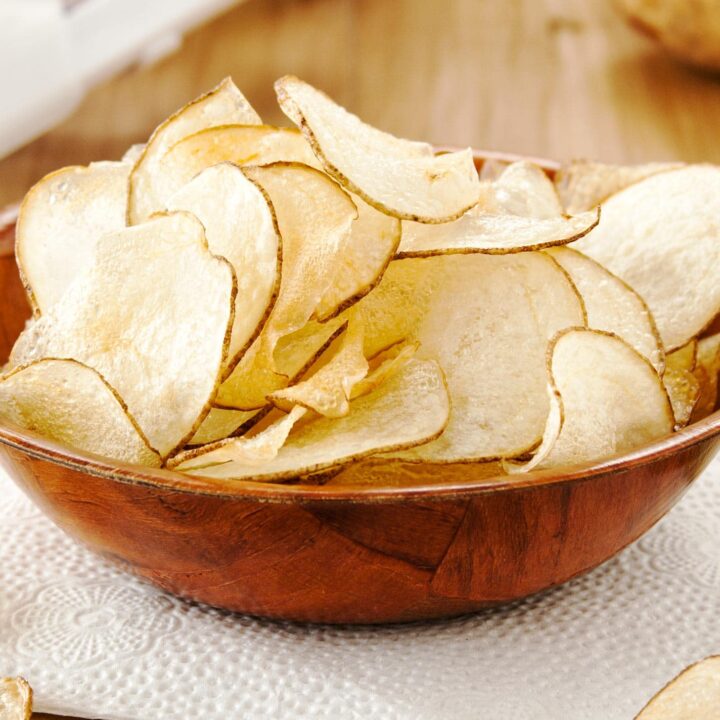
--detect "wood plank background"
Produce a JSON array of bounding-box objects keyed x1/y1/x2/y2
[
  {"x1": 4, "y1": 0, "x2": 720, "y2": 213},
  {"x1": 3, "y1": 0, "x2": 718, "y2": 716}
]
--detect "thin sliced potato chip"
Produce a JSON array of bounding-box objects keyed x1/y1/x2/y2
[
  {"x1": 275, "y1": 75, "x2": 480, "y2": 222},
  {"x1": 0, "y1": 359, "x2": 160, "y2": 466},
  {"x1": 180, "y1": 358, "x2": 450, "y2": 481},
  {"x1": 490, "y1": 161, "x2": 563, "y2": 218},
  {"x1": 635, "y1": 655, "x2": 720, "y2": 720},
  {"x1": 190, "y1": 407, "x2": 261, "y2": 445},
  {"x1": 216, "y1": 163, "x2": 356, "y2": 408},
  {"x1": 314, "y1": 195, "x2": 401, "y2": 321},
  {"x1": 10, "y1": 212, "x2": 236, "y2": 457},
  {"x1": 510, "y1": 329, "x2": 673, "y2": 471},
  {"x1": 215, "y1": 316, "x2": 347, "y2": 410},
  {"x1": 546, "y1": 247, "x2": 664, "y2": 372},
  {"x1": 269, "y1": 316, "x2": 368, "y2": 417},
  {"x1": 573, "y1": 166, "x2": 720, "y2": 351},
  {"x1": 692, "y1": 333, "x2": 720, "y2": 421},
  {"x1": 666, "y1": 340, "x2": 697, "y2": 373},
  {"x1": 128, "y1": 77, "x2": 261, "y2": 223},
  {"x1": 503, "y1": 386, "x2": 563, "y2": 474},
  {"x1": 122, "y1": 143, "x2": 145, "y2": 164},
  {"x1": 166, "y1": 163, "x2": 281, "y2": 372},
  {"x1": 350, "y1": 342, "x2": 418, "y2": 400},
  {"x1": 356, "y1": 253, "x2": 585, "y2": 462},
  {"x1": 663, "y1": 367, "x2": 700, "y2": 428},
  {"x1": 0, "y1": 677, "x2": 32, "y2": 720},
  {"x1": 398, "y1": 161, "x2": 599, "y2": 257},
  {"x1": 170, "y1": 405, "x2": 307, "y2": 470},
  {"x1": 156, "y1": 124, "x2": 319, "y2": 204},
  {"x1": 16, "y1": 162, "x2": 130, "y2": 314},
  {"x1": 555, "y1": 159, "x2": 684, "y2": 214}
]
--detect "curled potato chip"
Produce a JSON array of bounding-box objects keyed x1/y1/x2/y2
[
  {"x1": 314, "y1": 195, "x2": 401, "y2": 321},
  {"x1": 666, "y1": 340, "x2": 697, "y2": 373},
  {"x1": 573, "y1": 166, "x2": 720, "y2": 351},
  {"x1": 156, "y1": 124, "x2": 319, "y2": 204},
  {"x1": 180, "y1": 358, "x2": 450, "y2": 481},
  {"x1": 510, "y1": 329, "x2": 674, "y2": 472},
  {"x1": 216, "y1": 316, "x2": 347, "y2": 411},
  {"x1": 10, "y1": 212, "x2": 236, "y2": 457},
  {"x1": 190, "y1": 407, "x2": 261, "y2": 445},
  {"x1": 128, "y1": 77, "x2": 261, "y2": 223},
  {"x1": 546, "y1": 247, "x2": 664, "y2": 372},
  {"x1": 663, "y1": 367, "x2": 700, "y2": 429},
  {"x1": 275, "y1": 75, "x2": 480, "y2": 222},
  {"x1": 269, "y1": 316, "x2": 369, "y2": 417},
  {"x1": 0, "y1": 677, "x2": 32, "y2": 720},
  {"x1": 350, "y1": 342, "x2": 419, "y2": 400},
  {"x1": 216, "y1": 163, "x2": 356, "y2": 408},
  {"x1": 16, "y1": 161, "x2": 130, "y2": 314},
  {"x1": 357, "y1": 253, "x2": 585, "y2": 462},
  {"x1": 635, "y1": 655, "x2": 720, "y2": 720},
  {"x1": 692, "y1": 333, "x2": 720, "y2": 421},
  {"x1": 398, "y1": 161, "x2": 599, "y2": 257},
  {"x1": 0, "y1": 359, "x2": 161, "y2": 466},
  {"x1": 166, "y1": 163, "x2": 281, "y2": 372},
  {"x1": 171, "y1": 405, "x2": 307, "y2": 470},
  {"x1": 555, "y1": 159, "x2": 684, "y2": 214}
]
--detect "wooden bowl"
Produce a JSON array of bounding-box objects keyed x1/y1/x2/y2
[{"x1": 2, "y1": 153, "x2": 719, "y2": 625}]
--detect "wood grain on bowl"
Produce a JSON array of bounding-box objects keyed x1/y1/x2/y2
[{"x1": 1, "y1": 154, "x2": 720, "y2": 624}]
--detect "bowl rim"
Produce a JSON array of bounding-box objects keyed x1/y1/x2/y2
[{"x1": 2, "y1": 150, "x2": 719, "y2": 504}]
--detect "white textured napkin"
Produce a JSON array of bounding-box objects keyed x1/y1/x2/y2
[{"x1": 1, "y1": 457, "x2": 719, "y2": 720}]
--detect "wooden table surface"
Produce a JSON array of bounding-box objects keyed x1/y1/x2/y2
[{"x1": 4, "y1": 0, "x2": 718, "y2": 717}]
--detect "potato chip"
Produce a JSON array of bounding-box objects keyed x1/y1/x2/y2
[
  {"x1": 180, "y1": 358, "x2": 450, "y2": 481},
  {"x1": 156, "y1": 124, "x2": 319, "y2": 204},
  {"x1": 692, "y1": 333, "x2": 720, "y2": 421},
  {"x1": 128, "y1": 78, "x2": 261, "y2": 223},
  {"x1": 170, "y1": 405, "x2": 307, "y2": 470},
  {"x1": 350, "y1": 342, "x2": 418, "y2": 400},
  {"x1": 166, "y1": 163, "x2": 281, "y2": 372},
  {"x1": 0, "y1": 359, "x2": 160, "y2": 466},
  {"x1": 572, "y1": 166, "x2": 720, "y2": 351},
  {"x1": 16, "y1": 161, "x2": 129, "y2": 314},
  {"x1": 314, "y1": 196, "x2": 401, "y2": 321},
  {"x1": 510, "y1": 329, "x2": 673, "y2": 471},
  {"x1": 275, "y1": 75, "x2": 480, "y2": 222},
  {"x1": 357, "y1": 252, "x2": 585, "y2": 462},
  {"x1": 215, "y1": 316, "x2": 347, "y2": 411},
  {"x1": 555, "y1": 160, "x2": 684, "y2": 214},
  {"x1": 490, "y1": 161, "x2": 563, "y2": 217},
  {"x1": 397, "y1": 161, "x2": 599, "y2": 257},
  {"x1": 666, "y1": 340, "x2": 697, "y2": 373},
  {"x1": 635, "y1": 655, "x2": 720, "y2": 720},
  {"x1": 190, "y1": 407, "x2": 261, "y2": 445},
  {"x1": 546, "y1": 247, "x2": 664, "y2": 372},
  {"x1": 10, "y1": 212, "x2": 236, "y2": 457},
  {"x1": 122, "y1": 143, "x2": 145, "y2": 164},
  {"x1": 269, "y1": 315, "x2": 368, "y2": 417},
  {"x1": 215, "y1": 163, "x2": 356, "y2": 408},
  {"x1": 503, "y1": 385, "x2": 563, "y2": 474},
  {"x1": 663, "y1": 367, "x2": 700, "y2": 428},
  {"x1": 0, "y1": 677, "x2": 32, "y2": 720}
]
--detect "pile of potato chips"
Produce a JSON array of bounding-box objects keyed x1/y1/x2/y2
[{"x1": 2, "y1": 76, "x2": 720, "y2": 482}]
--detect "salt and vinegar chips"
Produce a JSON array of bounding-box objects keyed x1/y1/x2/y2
[{"x1": 3, "y1": 77, "x2": 719, "y2": 482}]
